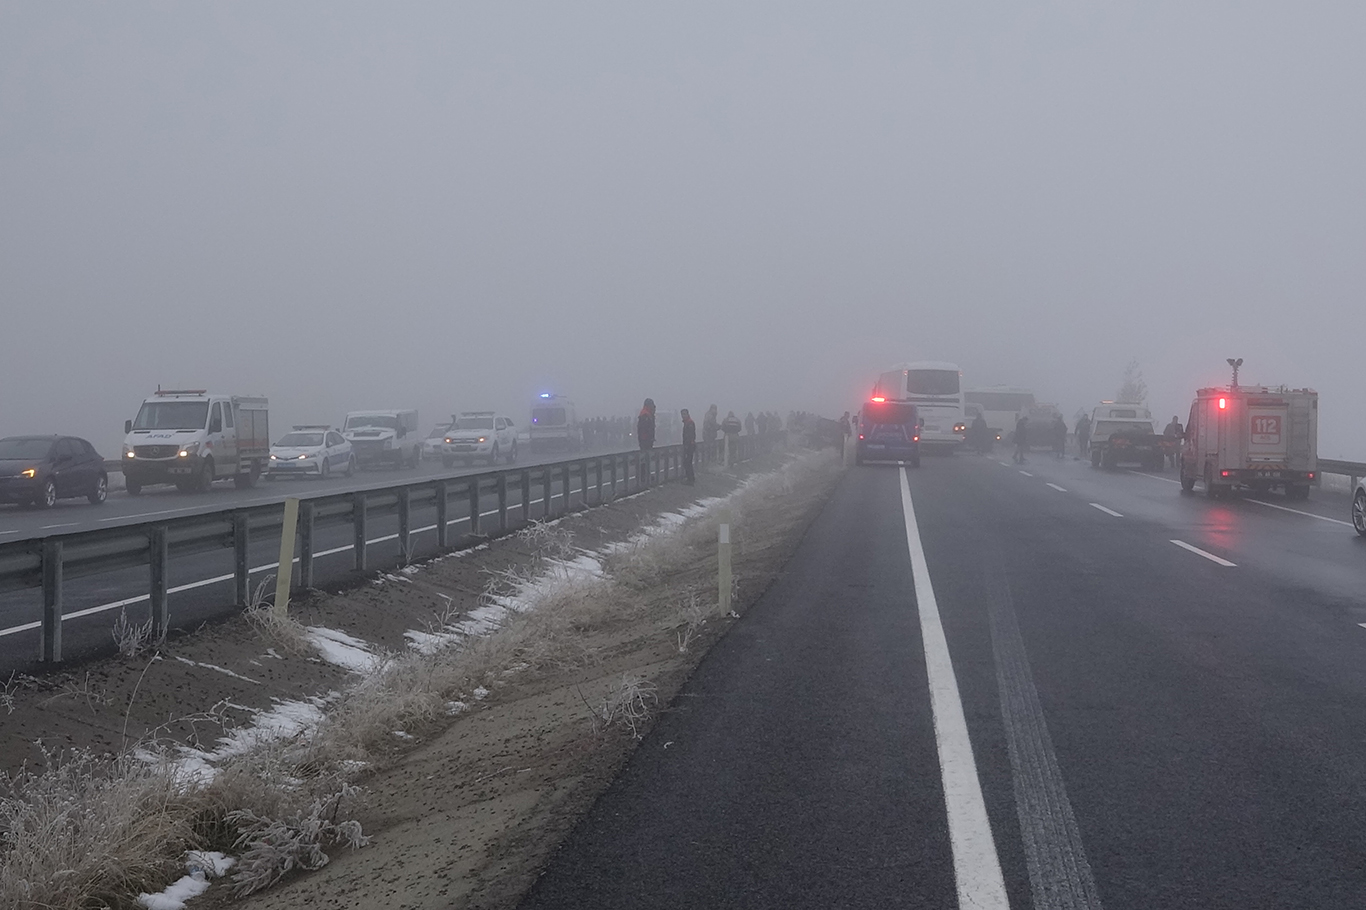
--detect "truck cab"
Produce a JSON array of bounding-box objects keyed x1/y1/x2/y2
[
  {"x1": 122, "y1": 390, "x2": 270, "y2": 494},
  {"x1": 343, "y1": 409, "x2": 421, "y2": 469}
]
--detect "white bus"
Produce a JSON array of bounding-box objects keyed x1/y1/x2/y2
[
  {"x1": 873, "y1": 361, "x2": 965, "y2": 450},
  {"x1": 964, "y1": 387, "x2": 1037, "y2": 444}
]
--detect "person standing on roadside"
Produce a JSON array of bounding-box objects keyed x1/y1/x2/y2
[
  {"x1": 681, "y1": 408, "x2": 696, "y2": 485},
  {"x1": 703, "y1": 405, "x2": 719, "y2": 444},
  {"x1": 1013, "y1": 413, "x2": 1029, "y2": 464},
  {"x1": 637, "y1": 398, "x2": 656, "y2": 450},
  {"x1": 1075, "y1": 412, "x2": 1091, "y2": 457},
  {"x1": 1163, "y1": 415, "x2": 1184, "y2": 467}
]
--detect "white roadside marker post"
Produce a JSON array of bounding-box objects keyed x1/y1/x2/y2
[
  {"x1": 274, "y1": 497, "x2": 300, "y2": 618},
  {"x1": 718, "y1": 507, "x2": 733, "y2": 616}
]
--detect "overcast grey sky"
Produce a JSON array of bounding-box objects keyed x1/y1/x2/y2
[{"x1": 2, "y1": 2, "x2": 1363, "y2": 455}]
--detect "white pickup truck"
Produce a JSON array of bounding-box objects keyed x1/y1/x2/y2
[{"x1": 122, "y1": 390, "x2": 270, "y2": 494}]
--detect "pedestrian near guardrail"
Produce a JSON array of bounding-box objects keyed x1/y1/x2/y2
[
  {"x1": 681, "y1": 409, "x2": 696, "y2": 485},
  {"x1": 637, "y1": 399, "x2": 656, "y2": 451}
]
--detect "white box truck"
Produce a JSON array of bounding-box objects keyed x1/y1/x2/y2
[
  {"x1": 342, "y1": 409, "x2": 421, "y2": 468},
  {"x1": 1179, "y1": 386, "x2": 1318, "y2": 499},
  {"x1": 121, "y1": 390, "x2": 270, "y2": 494}
]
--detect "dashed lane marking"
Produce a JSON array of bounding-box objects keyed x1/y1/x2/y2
[
  {"x1": 1046, "y1": 483, "x2": 1067, "y2": 492},
  {"x1": 1170, "y1": 539, "x2": 1237, "y2": 566},
  {"x1": 40, "y1": 522, "x2": 80, "y2": 529},
  {"x1": 1019, "y1": 470, "x2": 1033, "y2": 477},
  {"x1": 899, "y1": 468, "x2": 1009, "y2": 909},
  {"x1": 999, "y1": 462, "x2": 1012, "y2": 467},
  {"x1": 1089, "y1": 503, "x2": 1124, "y2": 518}
]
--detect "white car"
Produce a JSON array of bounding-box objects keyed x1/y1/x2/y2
[
  {"x1": 442, "y1": 412, "x2": 517, "y2": 466},
  {"x1": 268, "y1": 426, "x2": 355, "y2": 479},
  {"x1": 1354, "y1": 476, "x2": 1366, "y2": 537},
  {"x1": 422, "y1": 424, "x2": 452, "y2": 460}
]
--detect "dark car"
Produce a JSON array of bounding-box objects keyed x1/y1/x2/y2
[
  {"x1": 0, "y1": 436, "x2": 109, "y2": 509},
  {"x1": 855, "y1": 398, "x2": 921, "y2": 467}
]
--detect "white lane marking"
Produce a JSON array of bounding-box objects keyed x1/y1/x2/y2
[
  {"x1": 1358, "y1": 623, "x2": 1366, "y2": 631},
  {"x1": 1019, "y1": 470, "x2": 1033, "y2": 477},
  {"x1": 1046, "y1": 483, "x2": 1067, "y2": 492},
  {"x1": 40, "y1": 522, "x2": 79, "y2": 530},
  {"x1": 1130, "y1": 470, "x2": 1182, "y2": 486},
  {"x1": 898, "y1": 468, "x2": 1009, "y2": 909},
  {"x1": 99, "y1": 507, "x2": 196, "y2": 522},
  {"x1": 999, "y1": 462, "x2": 1012, "y2": 468},
  {"x1": 1244, "y1": 498, "x2": 1353, "y2": 527},
  {"x1": 1089, "y1": 503, "x2": 1124, "y2": 518},
  {"x1": 1170, "y1": 539, "x2": 1237, "y2": 567},
  {"x1": 0, "y1": 530, "x2": 18, "y2": 536}
]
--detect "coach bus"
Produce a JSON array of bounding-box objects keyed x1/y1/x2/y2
[
  {"x1": 964, "y1": 387, "x2": 1037, "y2": 444},
  {"x1": 873, "y1": 361, "x2": 965, "y2": 451}
]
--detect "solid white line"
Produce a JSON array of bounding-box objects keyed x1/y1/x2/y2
[
  {"x1": 1130, "y1": 470, "x2": 1182, "y2": 486},
  {"x1": 1046, "y1": 483, "x2": 1067, "y2": 492},
  {"x1": 0, "y1": 530, "x2": 18, "y2": 536},
  {"x1": 1019, "y1": 470, "x2": 1033, "y2": 477},
  {"x1": 898, "y1": 468, "x2": 1009, "y2": 909},
  {"x1": 1358, "y1": 623, "x2": 1366, "y2": 631},
  {"x1": 1244, "y1": 498, "x2": 1353, "y2": 527},
  {"x1": 1170, "y1": 539, "x2": 1237, "y2": 567},
  {"x1": 100, "y1": 507, "x2": 195, "y2": 522},
  {"x1": 999, "y1": 462, "x2": 1012, "y2": 468},
  {"x1": 40, "y1": 522, "x2": 79, "y2": 529},
  {"x1": 1089, "y1": 503, "x2": 1124, "y2": 518}
]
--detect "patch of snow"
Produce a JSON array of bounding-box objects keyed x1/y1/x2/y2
[
  {"x1": 136, "y1": 851, "x2": 235, "y2": 910},
  {"x1": 305, "y1": 627, "x2": 379, "y2": 673},
  {"x1": 446, "y1": 701, "x2": 468, "y2": 715},
  {"x1": 146, "y1": 695, "x2": 333, "y2": 785},
  {"x1": 392, "y1": 730, "x2": 415, "y2": 740},
  {"x1": 265, "y1": 648, "x2": 283, "y2": 660},
  {"x1": 473, "y1": 686, "x2": 489, "y2": 700},
  {"x1": 399, "y1": 565, "x2": 419, "y2": 575}
]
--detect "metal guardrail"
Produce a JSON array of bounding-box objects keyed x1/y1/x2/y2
[
  {"x1": 3, "y1": 434, "x2": 775, "y2": 664},
  {"x1": 1318, "y1": 458, "x2": 1366, "y2": 486}
]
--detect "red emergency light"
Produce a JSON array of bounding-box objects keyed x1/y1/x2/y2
[
  {"x1": 1218, "y1": 397, "x2": 1227, "y2": 409},
  {"x1": 871, "y1": 396, "x2": 886, "y2": 403}
]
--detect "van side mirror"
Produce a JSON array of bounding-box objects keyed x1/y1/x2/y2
[{"x1": 124, "y1": 419, "x2": 132, "y2": 434}]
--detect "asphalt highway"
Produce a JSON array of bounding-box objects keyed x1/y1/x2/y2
[
  {"x1": 520, "y1": 453, "x2": 1366, "y2": 909},
  {"x1": 0, "y1": 452, "x2": 643, "y2": 670}
]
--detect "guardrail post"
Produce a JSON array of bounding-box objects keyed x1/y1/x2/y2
[
  {"x1": 542, "y1": 467, "x2": 552, "y2": 520},
  {"x1": 397, "y1": 487, "x2": 412, "y2": 559},
  {"x1": 274, "y1": 497, "x2": 299, "y2": 611},
  {"x1": 41, "y1": 538, "x2": 62, "y2": 663},
  {"x1": 717, "y1": 507, "x2": 732, "y2": 616},
  {"x1": 353, "y1": 492, "x2": 368, "y2": 572},
  {"x1": 150, "y1": 526, "x2": 169, "y2": 641},
  {"x1": 595, "y1": 458, "x2": 604, "y2": 504},
  {"x1": 233, "y1": 511, "x2": 250, "y2": 605},
  {"x1": 580, "y1": 459, "x2": 590, "y2": 509},
  {"x1": 521, "y1": 470, "x2": 532, "y2": 523},
  {"x1": 609, "y1": 455, "x2": 617, "y2": 497},
  {"x1": 435, "y1": 481, "x2": 449, "y2": 549},
  {"x1": 299, "y1": 501, "x2": 315, "y2": 590},
  {"x1": 497, "y1": 473, "x2": 509, "y2": 531},
  {"x1": 469, "y1": 477, "x2": 481, "y2": 535}
]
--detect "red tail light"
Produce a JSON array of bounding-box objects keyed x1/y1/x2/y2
[
  {"x1": 858, "y1": 434, "x2": 864, "y2": 440},
  {"x1": 913, "y1": 435, "x2": 919, "y2": 442},
  {"x1": 1218, "y1": 397, "x2": 1227, "y2": 409},
  {"x1": 871, "y1": 396, "x2": 886, "y2": 403},
  {"x1": 1221, "y1": 470, "x2": 1230, "y2": 477},
  {"x1": 1308, "y1": 472, "x2": 1315, "y2": 480}
]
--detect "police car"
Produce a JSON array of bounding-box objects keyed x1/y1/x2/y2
[
  {"x1": 441, "y1": 412, "x2": 517, "y2": 466},
  {"x1": 267, "y1": 426, "x2": 356, "y2": 479}
]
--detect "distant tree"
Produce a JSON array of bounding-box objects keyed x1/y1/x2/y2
[{"x1": 1117, "y1": 360, "x2": 1148, "y2": 404}]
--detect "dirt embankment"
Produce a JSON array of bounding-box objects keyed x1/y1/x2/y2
[{"x1": 1, "y1": 447, "x2": 843, "y2": 910}]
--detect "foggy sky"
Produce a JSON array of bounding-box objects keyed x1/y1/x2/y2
[{"x1": 3, "y1": 3, "x2": 1363, "y2": 457}]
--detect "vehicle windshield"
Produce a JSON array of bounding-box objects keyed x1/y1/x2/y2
[
  {"x1": 276, "y1": 433, "x2": 324, "y2": 447},
  {"x1": 454, "y1": 417, "x2": 495, "y2": 430},
  {"x1": 906, "y1": 370, "x2": 960, "y2": 396},
  {"x1": 133, "y1": 401, "x2": 209, "y2": 430},
  {"x1": 427, "y1": 426, "x2": 451, "y2": 439},
  {"x1": 862, "y1": 401, "x2": 918, "y2": 426},
  {"x1": 345, "y1": 415, "x2": 398, "y2": 430},
  {"x1": 1094, "y1": 420, "x2": 1153, "y2": 438},
  {"x1": 0, "y1": 438, "x2": 55, "y2": 460},
  {"x1": 966, "y1": 391, "x2": 1034, "y2": 411},
  {"x1": 532, "y1": 408, "x2": 566, "y2": 426}
]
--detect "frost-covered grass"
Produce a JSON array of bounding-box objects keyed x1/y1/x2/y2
[{"x1": 0, "y1": 448, "x2": 835, "y2": 909}]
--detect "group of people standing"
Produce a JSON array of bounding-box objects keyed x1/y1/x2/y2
[{"x1": 635, "y1": 400, "x2": 768, "y2": 485}]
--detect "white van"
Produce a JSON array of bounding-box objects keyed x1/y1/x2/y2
[
  {"x1": 343, "y1": 409, "x2": 421, "y2": 469},
  {"x1": 122, "y1": 390, "x2": 270, "y2": 494}
]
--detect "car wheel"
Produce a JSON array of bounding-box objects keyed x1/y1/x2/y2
[
  {"x1": 126, "y1": 478, "x2": 142, "y2": 496},
  {"x1": 1204, "y1": 464, "x2": 1220, "y2": 499},
  {"x1": 88, "y1": 474, "x2": 108, "y2": 505},
  {"x1": 35, "y1": 479, "x2": 57, "y2": 509},
  {"x1": 320, "y1": 459, "x2": 330, "y2": 480},
  {"x1": 1353, "y1": 490, "x2": 1366, "y2": 537},
  {"x1": 345, "y1": 455, "x2": 356, "y2": 477},
  {"x1": 489, "y1": 444, "x2": 500, "y2": 466},
  {"x1": 1091, "y1": 449, "x2": 1101, "y2": 467},
  {"x1": 1180, "y1": 469, "x2": 1196, "y2": 493},
  {"x1": 508, "y1": 441, "x2": 518, "y2": 464}
]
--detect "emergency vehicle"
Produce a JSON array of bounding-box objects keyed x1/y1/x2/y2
[{"x1": 1179, "y1": 386, "x2": 1318, "y2": 499}]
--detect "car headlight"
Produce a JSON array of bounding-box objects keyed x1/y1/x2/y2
[
  {"x1": 298, "y1": 454, "x2": 309, "y2": 460},
  {"x1": 477, "y1": 436, "x2": 487, "y2": 443},
  {"x1": 270, "y1": 454, "x2": 278, "y2": 460},
  {"x1": 444, "y1": 438, "x2": 453, "y2": 444},
  {"x1": 178, "y1": 442, "x2": 200, "y2": 457},
  {"x1": 21, "y1": 468, "x2": 36, "y2": 478}
]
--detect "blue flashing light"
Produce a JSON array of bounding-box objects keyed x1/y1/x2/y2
[{"x1": 539, "y1": 392, "x2": 552, "y2": 398}]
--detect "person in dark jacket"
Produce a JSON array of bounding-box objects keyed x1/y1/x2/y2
[
  {"x1": 637, "y1": 399, "x2": 656, "y2": 450},
  {"x1": 1013, "y1": 414, "x2": 1029, "y2": 463},
  {"x1": 1075, "y1": 413, "x2": 1091, "y2": 456},
  {"x1": 1051, "y1": 414, "x2": 1068, "y2": 459},
  {"x1": 681, "y1": 408, "x2": 696, "y2": 485},
  {"x1": 970, "y1": 413, "x2": 991, "y2": 454}
]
